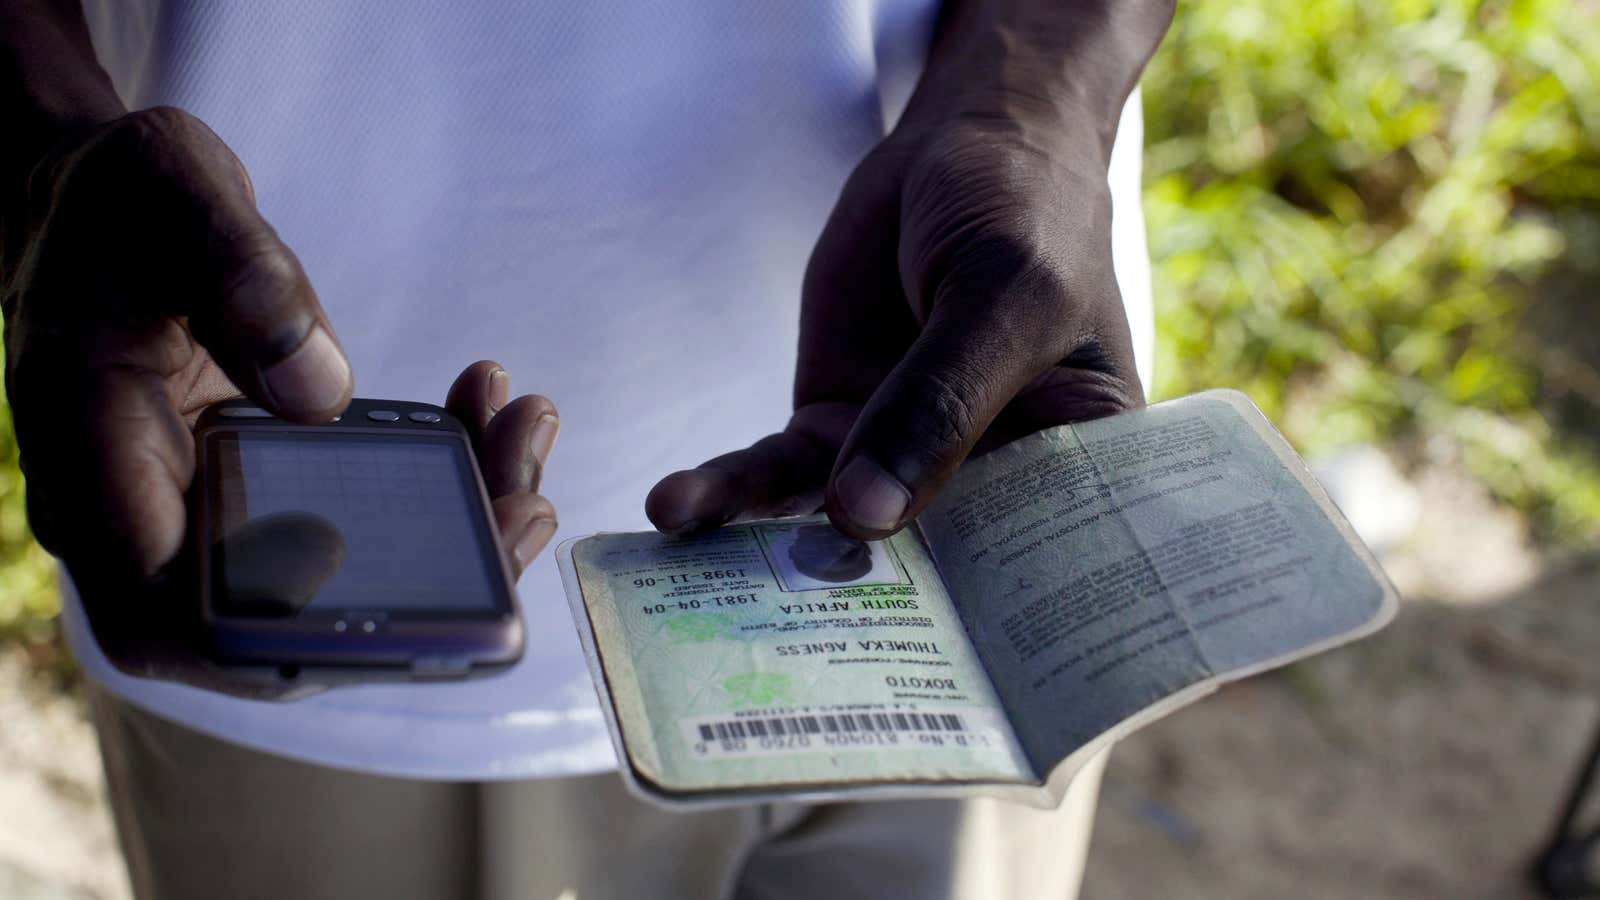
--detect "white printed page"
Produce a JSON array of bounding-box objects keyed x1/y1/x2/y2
[{"x1": 917, "y1": 391, "x2": 1396, "y2": 773}]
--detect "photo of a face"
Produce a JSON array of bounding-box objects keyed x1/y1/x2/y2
[
  {"x1": 755, "y1": 520, "x2": 906, "y2": 592},
  {"x1": 789, "y1": 523, "x2": 872, "y2": 583}
]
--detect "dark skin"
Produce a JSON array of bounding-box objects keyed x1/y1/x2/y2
[
  {"x1": 647, "y1": 0, "x2": 1173, "y2": 539},
  {"x1": 2, "y1": 1, "x2": 1172, "y2": 673},
  {"x1": 1, "y1": 104, "x2": 562, "y2": 571},
  {"x1": 1, "y1": 4, "x2": 562, "y2": 598}
]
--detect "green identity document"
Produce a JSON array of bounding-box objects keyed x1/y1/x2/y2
[{"x1": 557, "y1": 391, "x2": 1398, "y2": 808}]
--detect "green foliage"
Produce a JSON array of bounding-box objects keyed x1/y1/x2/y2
[
  {"x1": 0, "y1": 388, "x2": 59, "y2": 644},
  {"x1": 1141, "y1": 0, "x2": 1600, "y2": 542}
]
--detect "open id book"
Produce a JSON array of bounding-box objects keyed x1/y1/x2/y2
[{"x1": 557, "y1": 390, "x2": 1397, "y2": 809}]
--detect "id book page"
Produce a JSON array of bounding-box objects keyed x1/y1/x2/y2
[
  {"x1": 917, "y1": 390, "x2": 1399, "y2": 780},
  {"x1": 559, "y1": 517, "x2": 1034, "y2": 803}
]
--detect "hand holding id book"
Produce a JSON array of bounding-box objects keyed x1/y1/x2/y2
[{"x1": 558, "y1": 391, "x2": 1397, "y2": 808}]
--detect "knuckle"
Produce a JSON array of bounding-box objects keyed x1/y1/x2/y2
[
  {"x1": 924, "y1": 367, "x2": 985, "y2": 443},
  {"x1": 110, "y1": 107, "x2": 229, "y2": 179},
  {"x1": 35, "y1": 107, "x2": 253, "y2": 293},
  {"x1": 496, "y1": 392, "x2": 557, "y2": 421},
  {"x1": 121, "y1": 106, "x2": 197, "y2": 143},
  {"x1": 127, "y1": 105, "x2": 199, "y2": 136},
  {"x1": 81, "y1": 107, "x2": 247, "y2": 218},
  {"x1": 210, "y1": 239, "x2": 306, "y2": 332},
  {"x1": 1005, "y1": 258, "x2": 1083, "y2": 356},
  {"x1": 182, "y1": 236, "x2": 305, "y2": 350},
  {"x1": 85, "y1": 107, "x2": 199, "y2": 179},
  {"x1": 964, "y1": 234, "x2": 1055, "y2": 305},
  {"x1": 939, "y1": 231, "x2": 1104, "y2": 370},
  {"x1": 891, "y1": 367, "x2": 984, "y2": 467},
  {"x1": 222, "y1": 237, "x2": 300, "y2": 296}
]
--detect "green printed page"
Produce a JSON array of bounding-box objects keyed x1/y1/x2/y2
[{"x1": 565, "y1": 516, "x2": 1034, "y2": 796}]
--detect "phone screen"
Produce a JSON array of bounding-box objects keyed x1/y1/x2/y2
[{"x1": 207, "y1": 432, "x2": 507, "y2": 618}]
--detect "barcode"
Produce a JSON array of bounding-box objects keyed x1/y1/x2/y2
[
  {"x1": 681, "y1": 707, "x2": 1013, "y2": 761},
  {"x1": 696, "y1": 711, "x2": 968, "y2": 743}
]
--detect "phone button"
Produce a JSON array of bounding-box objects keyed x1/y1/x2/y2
[
  {"x1": 408, "y1": 411, "x2": 442, "y2": 424},
  {"x1": 219, "y1": 406, "x2": 274, "y2": 418},
  {"x1": 366, "y1": 410, "x2": 401, "y2": 422},
  {"x1": 338, "y1": 612, "x2": 388, "y2": 634}
]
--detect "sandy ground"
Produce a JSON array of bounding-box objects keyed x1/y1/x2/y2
[
  {"x1": 0, "y1": 462, "x2": 1595, "y2": 900},
  {"x1": 1084, "y1": 562, "x2": 1600, "y2": 899},
  {"x1": 0, "y1": 652, "x2": 125, "y2": 900}
]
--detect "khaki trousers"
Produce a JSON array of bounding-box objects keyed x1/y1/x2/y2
[{"x1": 90, "y1": 686, "x2": 1105, "y2": 900}]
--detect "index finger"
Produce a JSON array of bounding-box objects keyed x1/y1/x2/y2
[{"x1": 644, "y1": 402, "x2": 856, "y2": 534}]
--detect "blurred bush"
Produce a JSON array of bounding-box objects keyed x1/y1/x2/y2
[
  {"x1": 2, "y1": 0, "x2": 1599, "y2": 647},
  {"x1": 1142, "y1": 0, "x2": 1600, "y2": 542},
  {"x1": 0, "y1": 388, "x2": 59, "y2": 646}
]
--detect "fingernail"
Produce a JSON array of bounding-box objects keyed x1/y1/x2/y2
[
  {"x1": 530, "y1": 414, "x2": 560, "y2": 465},
  {"x1": 488, "y1": 369, "x2": 510, "y2": 415},
  {"x1": 834, "y1": 456, "x2": 910, "y2": 533},
  {"x1": 263, "y1": 326, "x2": 350, "y2": 417},
  {"x1": 513, "y1": 518, "x2": 558, "y2": 570}
]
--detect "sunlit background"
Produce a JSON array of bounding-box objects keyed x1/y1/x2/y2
[{"x1": 3, "y1": 1, "x2": 1598, "y2": 897}]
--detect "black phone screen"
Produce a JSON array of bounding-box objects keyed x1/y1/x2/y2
[{"x1": 206, "y1": 432, "x2": 507, "y2": 618}]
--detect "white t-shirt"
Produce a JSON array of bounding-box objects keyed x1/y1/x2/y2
[{"x1": 67, "y1": 0, "x2": 1153, "y2": 779}]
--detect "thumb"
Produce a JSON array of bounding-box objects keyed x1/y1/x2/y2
[
  {"x1": 824, "y1": 303, "x2": 1047, "y2": 539},
  {"x1": 81, "y1": 107, "x2": 353, "y2": 421},
  {"x1": 152, "y1": 112, "x2": 352, "y2": 422}
]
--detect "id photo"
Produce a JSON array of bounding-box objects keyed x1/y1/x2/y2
[{"x1": 755, "y1": 521, "x2": 906, "y2": 592}]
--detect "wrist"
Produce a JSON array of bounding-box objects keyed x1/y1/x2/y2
[{"x1": 894, "y1": 0, "x2": 1172, "y2": 159}]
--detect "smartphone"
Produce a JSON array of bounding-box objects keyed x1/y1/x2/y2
[{"x1": 192, "y1": 397, "x2": 523, "y2": 678}]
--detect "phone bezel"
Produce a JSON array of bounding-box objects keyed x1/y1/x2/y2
[{"x1": 193, "y1": 398, "x2": 524, "y2": 670}]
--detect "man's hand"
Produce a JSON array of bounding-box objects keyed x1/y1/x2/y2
[
  {"x1": 1, "y1": 105, "x2": 560, "y2": 597},
  {"x1": 3, "y1": 105, "x2": 353, "y2": 581},
  {"x1": 0, "y1": 5, "x2": 559, "y2": 694},
  {"x1": 37, "y1": 353, "x2": 556, "y2": 698},
  {"x1": 649, "y1": 0, "x2": 1173, "y2": 539}
]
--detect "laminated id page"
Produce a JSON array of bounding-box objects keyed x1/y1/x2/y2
[{"x1": 559, "y1": 390, "x2": 1399, "y2": 809}]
